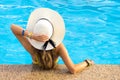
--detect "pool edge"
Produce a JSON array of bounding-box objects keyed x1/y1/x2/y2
[{"x1": 0, "y1": 64, "x2": 120, "y2": 80}]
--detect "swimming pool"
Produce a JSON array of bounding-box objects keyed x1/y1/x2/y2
[{"x1": 0, "y1": 0, "x2": 120, "y2": 64}]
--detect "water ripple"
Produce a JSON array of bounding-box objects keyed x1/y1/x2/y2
[{"x1": 0, "y1": 0, "x2": 120, "y2": 64}]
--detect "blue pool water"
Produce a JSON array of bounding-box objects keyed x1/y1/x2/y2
[{"x1": 0, "y1": 0, "x2": 120, "y2": 64}]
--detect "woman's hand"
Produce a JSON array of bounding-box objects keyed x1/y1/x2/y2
[
  {"x1": 24, "y1": 30, "x2": 49, "y2": 42},
  {"x1": 31, "y1": 34, "x2": 49, "y2": 42}
]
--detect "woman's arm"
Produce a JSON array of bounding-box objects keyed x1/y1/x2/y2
[
  {"x1": 11, "y1": 24, "x2": 49, "y2": 42},
  {"x1": 56, "y1": 43, "x2": 93, "y2": 74},
  {"x1": 11, "y1": 24, "x2": 29, "y2": 37},
  {"x1": 10, "y1": 24, "x2": 48, "y2": 60},
  {"x1": 11, "y1": 24, "x2": 35, "y2": 58}
]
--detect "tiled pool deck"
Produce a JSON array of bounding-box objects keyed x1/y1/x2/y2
[{"x1": 0, "y1": 65, "x2": 120, "y2": 80}]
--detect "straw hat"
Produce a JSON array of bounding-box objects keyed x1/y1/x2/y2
[{"x1": 26, "y1": 8, "x2": 65, "y2": 50}]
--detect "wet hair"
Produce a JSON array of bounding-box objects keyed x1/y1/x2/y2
[{"x1": 35, "y1": 49, "x2": 58, "y2": 70}]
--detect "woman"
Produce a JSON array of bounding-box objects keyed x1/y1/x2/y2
[{"x1": 11, "y1": 8, "x2": 94, "y2": 74}]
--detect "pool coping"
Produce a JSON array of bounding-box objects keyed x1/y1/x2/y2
[{"x1": 0, "y1": 64, "x2": 120, "y2": 80}]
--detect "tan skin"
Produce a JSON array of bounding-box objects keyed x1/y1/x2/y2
[{"x1": 11, "y1": 24, "x2": 94, "y2": 74}]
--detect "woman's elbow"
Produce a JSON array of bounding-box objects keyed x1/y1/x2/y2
[
  {"x1": 69, "y1": 67, "x2": 77, "y2": 74},
  {"x1": 10, "y1": 24, "x2": 18, "y2": 34},
  {"x1": 10, "y1": 24, "x2": 15, "y2": 30},
  {"x1": 10, "y1": 24, "x2": 14, "y2": 32}
]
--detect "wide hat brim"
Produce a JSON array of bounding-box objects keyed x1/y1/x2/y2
[{"x1": 26, "y1": 8, "x2": 65, "y2": 50}]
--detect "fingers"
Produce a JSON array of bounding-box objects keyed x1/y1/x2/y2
[
  {"x1": 32, "y1": 34, "x2": 49, "y2": 42},
  {"x1": 40, "y1": 35, "x2": 49, "y2": 42}
]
